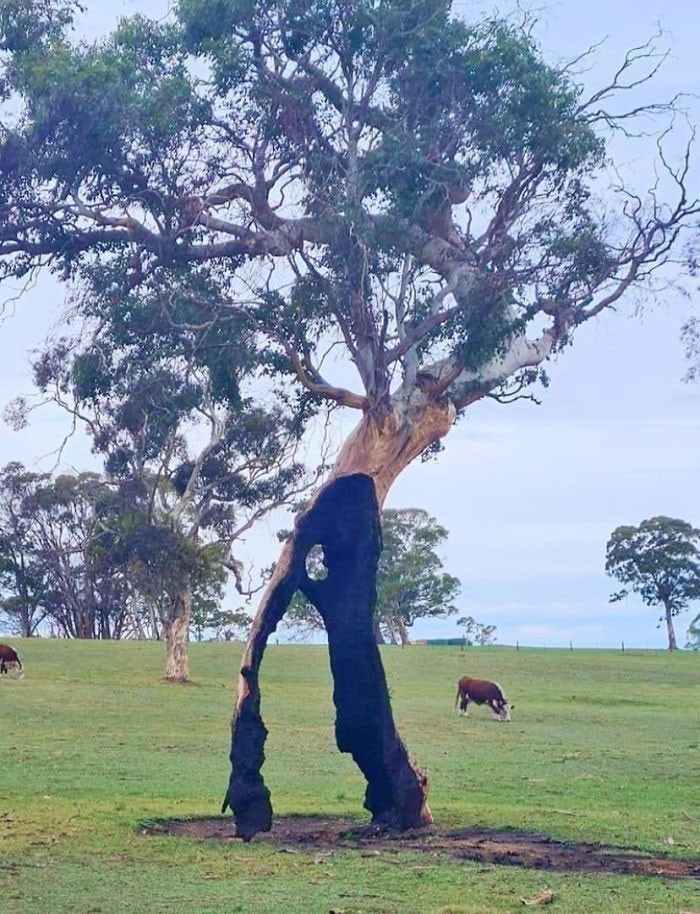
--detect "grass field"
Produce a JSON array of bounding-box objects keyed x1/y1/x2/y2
[{"x1": 1, "y1": 639, "x2": 699, "y2": 914}]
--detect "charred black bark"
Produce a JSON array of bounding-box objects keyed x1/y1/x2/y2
[{"x1": 223, "y1": 474, "x2": 431, "y2": 840}]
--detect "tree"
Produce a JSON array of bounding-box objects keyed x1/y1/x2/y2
[
  {"x1": 22, "y1": 263, "x2": 319, "y2": 679},
  {"x1": 606, "y1": 517, "x2": 700, "y2": 651},
  {"x1": 0, "y1": 463, "x2": 50, "y2": 636},
  {"x1": 457, "y1": 615, "x2": 497, "y2": 646},
  {"x1": 24, "y1": 471, "x2": 132, "y2": 639},
  {"x1": 287, "y1": 507, "x2": 460, "y2": 644},
  {"x1": 1, "y1": 0, "x2": 698, "y2": 835},
  {"x1": 0, "y1": 461, "x2": 240, "y2": 644}
]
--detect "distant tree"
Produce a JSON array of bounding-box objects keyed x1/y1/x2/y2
[
  {"x1": 457, "y1": 615, "x2": 497, "y2": 646},
  {"x1": 376, "y1": 509, "x2": 460, "y2": 645},
  {"x1": 0, "y1": 463, "x2": 49, "y2": 636},
  {"x1": 191, "y1": 604, "x2": 252, "y2": 642},
  {"x1": 606, "y1": 517, "x2": 700, "y2": 651},
  {"x1": 27, "y1": 471, "x2": 132, "y2": 639},
  {"x1": 686, "y1": 614, "x2": 700, "y2": 650},
  {"x1": 681, "y1": 317, "x2": 699, "y2": 383},
  {"x1": 287, "y1": 508, "x2": 460, "y2": 645},
  {"x1": 96, "y1": 502, "x2": 228, "y2": 649}
]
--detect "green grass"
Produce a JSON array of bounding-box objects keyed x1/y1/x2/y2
[{"x1": 1, "y1": 640, "x2": 699, "y2": 913}]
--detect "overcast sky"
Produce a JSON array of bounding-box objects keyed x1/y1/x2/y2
[{"x1": 1, "y1": 0, "x2": 698, "y2": 648}]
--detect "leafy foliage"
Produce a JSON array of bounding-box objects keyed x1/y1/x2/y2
[
  {"x1": 0, "y1": 466, "x2": 133, "y2": 638},
  {"x1": 376, "y1": 508, "x2": 460, "y2": 644},
  {"x1": 27, "y1": 254, "x2": 316, "y2": 656},
  {"x1": 191, "y1": 604, "x2": 252, "y2": 642},
  {"x1": 1, "y1": 0, "x2": 695, "y2": 422},
  {"x1": 0, "y1": 463, "x2": 50, "y2": 635},
  {"x1": 457, "y1": 614, "x2": 497, "y2": 646}
]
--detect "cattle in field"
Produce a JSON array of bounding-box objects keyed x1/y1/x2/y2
[
  {"x1": 0, "y1": 643, "x2": 23, "y2": 676},
  {"x1": 455, "y1": 675, "x2": 512, "y2": 721}
]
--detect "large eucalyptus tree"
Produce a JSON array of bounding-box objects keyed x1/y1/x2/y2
[{"x1": 1, "y1": 0, "x2": 697, "y2": 836}]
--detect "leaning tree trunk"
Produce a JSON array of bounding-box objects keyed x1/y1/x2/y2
[
  {"x1": 223, "y1": 399, "x2": 454, "y2": 840},
  {"x1": 663, "y1": 600, "x2": 678, "y2": 651},
  {"x1": 164, "y1": 586, "x2": 192, "y2": 682}
]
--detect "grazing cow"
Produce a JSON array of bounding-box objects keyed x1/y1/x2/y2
[
  {"x1": 0, "y1": 643, "x2": 23, "y2": 676},
  {"x1": 455, "y1": 675, "x2": 512, "y2": 721}
]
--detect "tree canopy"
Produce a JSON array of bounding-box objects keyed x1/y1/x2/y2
[
  {"x1": 1, "y1": 0, "x2": 696, "y2": 460},
  {"x1": 457, "y1": 615, "x2": 497, "y2": 646},
  {"x1": 606, "y1": 516, "x2": 700, "y2": 651},
  {"x1": 682, "y1": 317, "x2": 699, "y2": 383},
  {"x1": 376, "y1": 508, "x2": 460, "y2": 644}
]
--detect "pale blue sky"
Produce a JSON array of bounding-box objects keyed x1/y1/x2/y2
[{"x1": 1, "y1": 1, "x2": 699, "y2": 648}]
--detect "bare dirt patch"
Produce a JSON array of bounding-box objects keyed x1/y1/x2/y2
[{"x1": 142, "y1": 815, "x2": 700, "y2": 880}]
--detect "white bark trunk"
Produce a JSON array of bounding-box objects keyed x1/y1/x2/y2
[
  {"x1": 327, "y1": 399, "x2": 456, "y2": 505},
  {"x1": 164, "y1": 589, "x2": 192, "y2": 682},
  {"x1": 664, "y1": 601, "x2": 678, "y2": 652}
]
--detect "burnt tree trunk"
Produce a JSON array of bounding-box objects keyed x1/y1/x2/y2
[
  {"x1": 224, "y1": 401, "x2": 453, "y2": 840},
  {"x1": 663, "y1": 600, "x2": 678, "y2": 651},
  {"x1": 223, "y1": 474, "x2": 432, "y2": 840}
]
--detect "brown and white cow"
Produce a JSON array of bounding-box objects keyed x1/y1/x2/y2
[
  {"x1": 455, "y1": 676, "x2": 512, "y2": 721},
  {"x1": 0, "y1": 643, "x2": 23, "y2": 677}
]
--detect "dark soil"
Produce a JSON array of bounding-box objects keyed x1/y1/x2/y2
[{"x1": 142, "y1": 814, "x2": 700, "y2": 880}]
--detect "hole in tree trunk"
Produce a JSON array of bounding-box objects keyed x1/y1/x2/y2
[{"x1": 305, "y1": 543, "x2": 328, "y2": 581}]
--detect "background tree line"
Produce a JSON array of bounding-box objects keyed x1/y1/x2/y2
[
  {"x1": 0, "y1": 462, "x2": 250, "y2": 643},
  {"x1": 0, "y1": 462, "x2": 473, "y2": 649}
]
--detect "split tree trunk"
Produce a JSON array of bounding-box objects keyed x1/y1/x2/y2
[
  {"x1": 664, "y1": 601, "x2": 678, "y2": 651},
  {"x1": 164, "y1": 587, "x2": 192, "y2": 682},
  {"x1": 224, "y1": 400, "x2": 454, "y2": 840}
]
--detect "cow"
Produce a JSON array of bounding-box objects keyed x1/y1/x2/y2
[
  {"x1": 0, "y1": 643, "x2": 23, "y2": 677},
  {"x1": 455, "y1": 675, "x2": 512, "y2": 722}
]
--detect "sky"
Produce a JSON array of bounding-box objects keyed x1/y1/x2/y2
[{"x1": 1, "y1": 0, "x2": 699, "y2": 649}]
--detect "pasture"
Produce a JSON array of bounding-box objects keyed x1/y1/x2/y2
[{"x1": 1, "y1": 640, "x2": 698, "y2": 914}]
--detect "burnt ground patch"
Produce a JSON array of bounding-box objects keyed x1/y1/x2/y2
[{"x1": 141, "y1": 815, "x2": 700, "y2": 880}]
